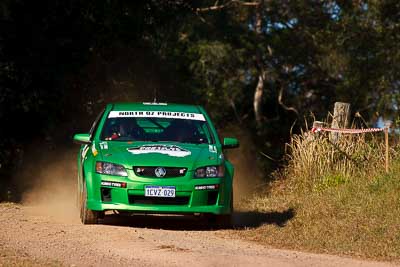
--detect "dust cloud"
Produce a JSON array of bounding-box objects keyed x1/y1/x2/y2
[
  {"x1": 222, "y1": 127, "x2": 264, "y2": 206},
  {"x1": 17, "y1": 146, "x2": 79, "y2": 223}
]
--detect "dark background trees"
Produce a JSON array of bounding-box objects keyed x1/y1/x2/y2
[{"x1": 1, "y1": 0, "x2": 399, "y2": 199}]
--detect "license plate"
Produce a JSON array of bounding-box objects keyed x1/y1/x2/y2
[{"x1": 145, "y1": 186, "x2": 176, "y2": 198}]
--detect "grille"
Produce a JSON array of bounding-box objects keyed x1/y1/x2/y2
[
  {"x1": 133, "y1": 167, "x2": 187, "y2": 178},
  {"x1": 129, "y1": 195, "x2": 190, "y2": 205},
  {"x1": 101, "y1": 188, "x2": 112, "y2": 202},
  {"x1": 207, "y1": 191, "x2": 218, "y2": 205}
]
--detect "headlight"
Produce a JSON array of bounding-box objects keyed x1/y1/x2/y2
[
  {"x1": 96, "y1": 162, "x2": 128, "y2": 177},
  {"x1": 194, "y1": 165, "x2": 225, "y2": 178}
]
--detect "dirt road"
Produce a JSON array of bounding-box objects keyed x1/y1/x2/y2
[{"x1": 0, "y1": 203, "x2": 396, "y2": 267}]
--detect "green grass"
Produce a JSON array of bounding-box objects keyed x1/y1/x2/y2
[{"x1": 231, "y1": 132, "x2": 400, "y2": 261}]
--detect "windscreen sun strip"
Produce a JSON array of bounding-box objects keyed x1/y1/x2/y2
[{"x1": 108, "y1": 111, "x2": 206, "y2": 121}]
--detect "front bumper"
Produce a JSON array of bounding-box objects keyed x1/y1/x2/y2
[{"x1": 84, "y1": 170, "x2": 232, "y2": 215}]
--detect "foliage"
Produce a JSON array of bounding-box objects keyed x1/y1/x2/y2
[{"x1": 188, "y1": 41, "x2": 247, "y2": 121}]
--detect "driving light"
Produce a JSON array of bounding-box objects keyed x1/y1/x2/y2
[
  {"x1": 96, "y1": 162, "x2": 128, "y2": 177},
  {"x1": 195, "y1": 184, "x2": 219, "y2": 190},
  {"x1": 101, "y1": 181, "x2": 127, "y2": 188},
  {"x1": 194, "y1": 165, "x2": 225, "y2": 178}
]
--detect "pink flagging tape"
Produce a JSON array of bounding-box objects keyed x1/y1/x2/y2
[{"x1": 311, "y1": 127, "x2": 385, "y2": 134}]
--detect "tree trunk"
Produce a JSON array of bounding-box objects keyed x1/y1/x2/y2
[
  {"x1": 254, "y1": 71, "x2": 265, "y2": 126},
  {"x1": 253, "y1": 0, "x2": 264, "y2": 128}
]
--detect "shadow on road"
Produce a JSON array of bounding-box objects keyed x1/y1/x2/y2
[
  {"x1": 233, "y1": 208, "x2": 295, "y2": 228},
  {"x1": 99, "y1": 208, "x2": 295, "y2": 231}
]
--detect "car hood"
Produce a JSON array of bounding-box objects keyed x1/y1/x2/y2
[{"x1": 95, "y1": 141, "x2": 221, "y2": 170}]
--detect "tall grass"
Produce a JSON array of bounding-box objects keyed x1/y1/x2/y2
[
  {"x1": 285, "y1": 130, "x2": 397, "y2": 190},
  {"x1": 231, "y1": 127, "x2": 400, "y2": 260}
]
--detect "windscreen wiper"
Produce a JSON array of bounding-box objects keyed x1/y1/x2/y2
[{"x1": 147, "y1": 118, "x2": 165, "y2": 129}]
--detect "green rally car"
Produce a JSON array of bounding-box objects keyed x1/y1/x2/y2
[{"x1": 73, "y1": 102, "x2": 239, "y2": 225}]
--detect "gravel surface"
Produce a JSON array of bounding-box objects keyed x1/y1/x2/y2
[{"x1": 0, "y1": 202, "x2": 396, "y2": 267}]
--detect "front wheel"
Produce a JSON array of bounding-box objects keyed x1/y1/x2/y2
[
  {"x1": 205, "y1": 213, "x2": 233, "y2": 229},
  {"x1": 215, "y1": 214, "x2": 232, "y2": 228},
  {"x1": 79, "y1": 179, "x2": 99, "y2": 224}
]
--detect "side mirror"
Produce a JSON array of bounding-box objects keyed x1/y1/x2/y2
[
  {"x1": 222, "y1": 137, "x2": 239, "y2": 149},
  {"x1": 73, "y1": 133, "x2": 91, "y2": 145}
]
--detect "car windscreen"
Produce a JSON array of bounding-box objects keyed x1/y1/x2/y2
[{"x1": 100, "y1": 116, "x2": 214, "y2": 144}]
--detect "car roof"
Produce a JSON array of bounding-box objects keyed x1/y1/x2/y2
[{"x1": 109, "y1": 102, "x2": 203, "y2": 113}]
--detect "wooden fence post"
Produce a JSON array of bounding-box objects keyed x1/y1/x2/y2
[
  {"x1": 313, "y1": 121, "x2": 324, "y2": 129},
  {"x1": 330, "y1": 102, "x2": 351, "y2": 142},
  {"x1": 310, "y1": 121, "x2": 324, "y2": 141},
  {"x1": 385, "y1": 127, "x2": 389, "y2": 173}
]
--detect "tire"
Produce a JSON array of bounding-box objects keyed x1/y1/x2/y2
[
  {"x1": 79, "y1": 179, "x2": 99, "y2": 224},
  {"x1": 215, "y1": 214, "x2": 232, "y2": 228},
  {"x1": 206, "y1": 213, "x2": 232, "y2": 229}
]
